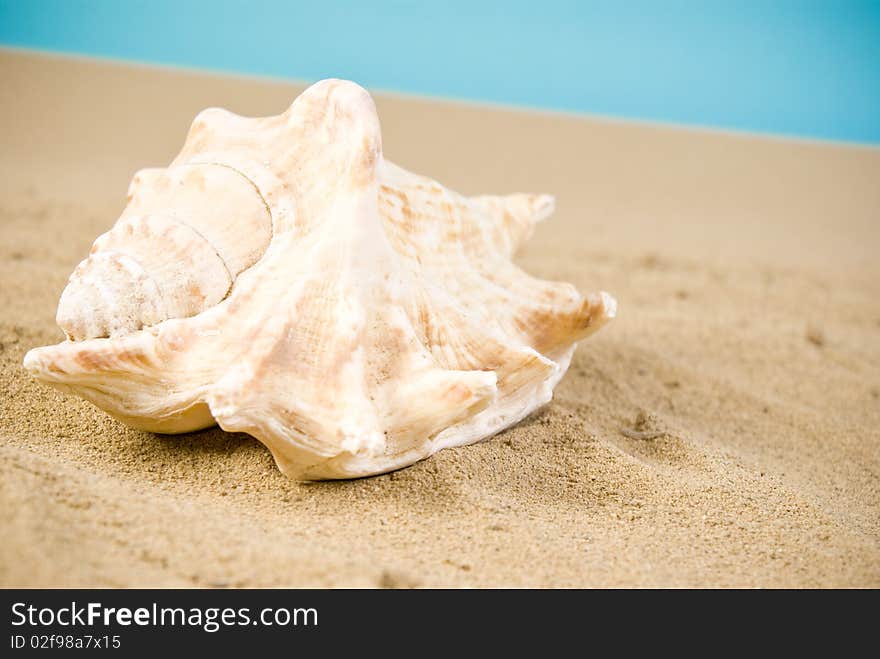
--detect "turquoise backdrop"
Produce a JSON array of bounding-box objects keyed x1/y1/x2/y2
[{"x1": 1, "y1": 0, "x2": 878, "y2": 143}]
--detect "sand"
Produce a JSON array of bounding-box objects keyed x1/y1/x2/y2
[{"x1": 1, "y1": 50, "x2": 878, "y2": 588}]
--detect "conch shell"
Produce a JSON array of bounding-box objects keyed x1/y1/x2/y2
[{"x1": 23, "y1": 79, "x2": 616, "y2": 479}]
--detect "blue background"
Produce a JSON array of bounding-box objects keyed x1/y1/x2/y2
[{"x1": 1, "y1": 1, "x2": 879, "y2": 144}]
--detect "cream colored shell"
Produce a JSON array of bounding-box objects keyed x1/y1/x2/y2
[{"x1": 23, "y1": 79, "x2": 616, "y2": 480}]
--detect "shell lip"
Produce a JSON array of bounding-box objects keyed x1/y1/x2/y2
[
  {"x1": 22, "y1": 327, "x2": 159, "y2": 380},
  {"x1": 22, "y1": 347, "x2": 45, "y2": 376},
  {"x1": 23, "y1": 341, "x2": 83, "y2": 378}
]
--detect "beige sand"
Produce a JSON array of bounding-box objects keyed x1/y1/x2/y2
[{"x1": 1, "y1": 50, "x2": 878, "y2": 587}]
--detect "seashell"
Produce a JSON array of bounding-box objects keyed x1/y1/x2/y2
[{"x1": 23, "y1": 79, "x2": 616, "y2": 480}]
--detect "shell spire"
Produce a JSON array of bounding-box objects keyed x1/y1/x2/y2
[{"x1": 23, "y1": 79, "x2": 616, "y2": 480}]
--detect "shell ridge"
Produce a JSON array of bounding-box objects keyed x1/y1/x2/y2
[
  {"x1": 162, "y1": 211, "x2": 235, "y2": 292},
  {"x1": 57, "y1": 161, "x2": 272, "y2": 339},
  {"x1": 374, "y1": 168, "x2": 591, "y2": 356},
  {"x1": 409, "y1": 277, "x2": 556, "y2": 382},
  {"x1": 178, "y1": 160, "x2": 276, "y2": 237}
]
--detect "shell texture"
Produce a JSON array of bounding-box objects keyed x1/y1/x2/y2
[{"x1": 23, "y1": 79, "x2": 616, "y2": 479}]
